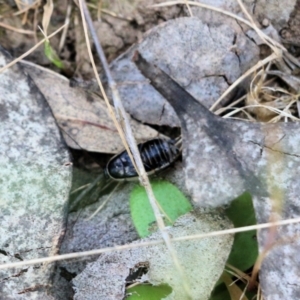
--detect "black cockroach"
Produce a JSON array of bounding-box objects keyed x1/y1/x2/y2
[
  {"x1": 105, "y1": 138, "x2": 181, "y2": 181},
  {"x1": 70, "y1": 137, "x2": 181, "y2": 213},
  {"x1": 84, "y1": 137, "x2": 182, "y2": 219}
]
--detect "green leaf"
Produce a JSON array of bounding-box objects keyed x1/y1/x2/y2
[
  {"x1": 210, "y1": 193, "x2": 258, "y2": 299},
  {"x1": 44, "y1": 41, "x2": 64, "y2": 69},
  {"x1": 126, "y1": 284, "x2": 172, "y2": 300},
  {"x1": 225, "y1": 192, "x2": 258, "y2": 271},
  {"x1": 130, "y1": 180, "x2": 192, "y2": 237}
]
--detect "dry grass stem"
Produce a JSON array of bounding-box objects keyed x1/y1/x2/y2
[
  {"x1": 71, "y1": 173, "x2": 105, "y2": 210},
  {"x1": 0, "y1": 21, "x2": 35, "y2": 35},
  {"x1": 58, "y1": 2, "x2": 72, "y2": 53},
  {"x1": 70, "y1": 183, "x2": 91, "y2": 195},
  {"x1": 257, "y1": 285, "x2": 264, "y2": 300},
  {"x1": 214, "y1": 95, "x2": 246, "y2": 115},
  {"x1": 20, "y1": 58, "x2": 68, "y2": 77},
  {"x1": 223, "y1": 104, "x2": 299, "y2": 121},
  {"x1": 87, "y1": 182, "x2": 122, "y2": 220},
  {"x1": 1, "y1": 216, "x2": 300, "y2": 270},
  {"x1": 150, "y1": 1, "x2": 254, "y2": 28},
  {"x1": 42, "y1": 0, "x2": 53, "y2": 36},
  {"x1": 15, "y1": 0, "x2": 31, "y2": 11},
  {"x1": 226, "y1": 263, "x2": 255, "y2": 285},
  {"x1": 236, "y1": 0, "x2": 285, "y2": 54},
  {"x1": 183, "y1": 0, "x2": 193, "y2": 16},
  {"x1": 87, "y1": 3, "x2": 134, "y2": 21},
  {"x1": 78, "y1": 0, "x2": 137, "y2": 175},
  {"x1": 210, "y1": 53, "x2": 279, "y2": 111},
  {"x1": 151, "y1": 1, "x2": 292, "y2": 121},
  {"x1": 245, "y1": 64, "x2": 300, "y2": 122},
  {"x1": 152, "y1": 1, "x2": 286, "y2": 52},
  {"x1": 221, "y1": 272, "x2": 248, "y2": 300},
  {"x1": 33, "y1": 1, "x2": 40, "y2": 44},
  {"x1": 0, "y1": 23, "x2": 68, "y2": 74},
  {"x1": 1, "y1": 0, "x2": 41, "y2": 18}
]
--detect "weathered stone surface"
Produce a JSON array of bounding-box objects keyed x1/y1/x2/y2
[
  {"x1": 0, "y1": 47, "x2": 72, "y2": 299},
  {"x1": 105, "y1": 0, "x2": 296, "y2": 127},
  {"x1": 136, "y1": 52, "x2": 300, "y2": 300},
  {"x1": 189, "y1": 0, "x2": 296, "y2": 32},
  {"x1": 105, "y1": 16, "x2": 260, "y2": 126},
  {"x1": 72, "y1": 210, "x2": 233, "y2": 300},
  {"x1": 59, "y1": 160, "x2": 233, "y2": 300}
]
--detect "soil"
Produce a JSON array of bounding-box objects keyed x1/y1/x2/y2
[{"x1": 0, "y1": 0, "x2": 185, "y2": 78}]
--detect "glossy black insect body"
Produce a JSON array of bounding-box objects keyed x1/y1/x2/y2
[{"x1": 105, "y1": 138, "x2": 181, "y2": 181}]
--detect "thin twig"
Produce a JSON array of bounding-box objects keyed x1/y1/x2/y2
[
  {"x1": 77, "y1": 0, "x2": 134, "y2": 171},
  {"x1": 33, "y1": 0, "x2": 40, "y2": 44},
  {"x1": 79, "y1": 1, "x2": 192, "y2": 297}
]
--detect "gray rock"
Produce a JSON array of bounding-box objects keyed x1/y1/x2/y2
[
  {"x1": 70, "y1": 17, "x2": 259, "y2": 127},
  {"x1": 189, "y1": 0, "x2": 296, "y2": 32},
  {"x1": 0, "y1": 47, "x2": 72, "y2": 299},
  {"x1": 105, "y1": 16, "x2": 260, "y2": 126},
  {"x1": 136, "y1": 50, "x2": 300, "y2": 300},
  {"x1": 72, "y1": 210, "x2": 233, "y2": 300}
]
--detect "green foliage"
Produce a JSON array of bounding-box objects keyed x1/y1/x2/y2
[
  {"x1": 210, "y1": 192, "x2": 258, "y2": 300},
  {"x1": 225, "y1": 192, "x2": 258, "y2": 271},
  {"x1": 130, "y1": 180, "x2": 192, "y2": 237},
  {"x1": 130, "y1": 187, "x2": 258, "y2": 300},
  {"x1": 44, "y1": 41, "x2": 64, "y2": 68},
  {"x1": 126, "y1": 284, "x2": 172, "y2": 300}
]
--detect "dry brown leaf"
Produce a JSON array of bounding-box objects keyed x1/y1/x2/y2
[{"x1": 22, "y1": 61, "x2": 161, "y2": 153}]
